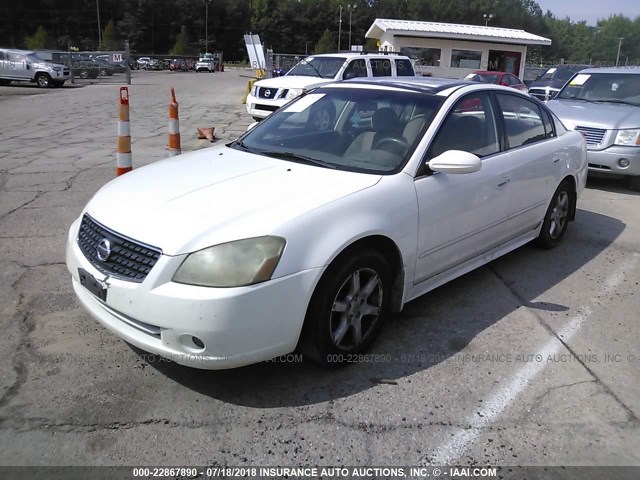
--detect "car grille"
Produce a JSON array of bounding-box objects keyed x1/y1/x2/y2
[
  {"x1": 258, "y1": 87, "x2": 280, "y2": 99},
  {"x1": 255, "y1": 104, "x2": 280, "y2": 112},
  {"x1": 77, "y1": 214, "x2": 162, "y2": 283},
  {"x1": 575, "y1": 126, "x2": 607, "y2": 146},
  {"x1": 528, "y1": 88, "x2": 559, "y2": 102}
]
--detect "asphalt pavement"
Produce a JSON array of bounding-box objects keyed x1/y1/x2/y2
[{"x1": 0, "y1": 70, "x2": 638, "y2": 470}]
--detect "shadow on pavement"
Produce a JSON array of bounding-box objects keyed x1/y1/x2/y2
[{"x1": 134, "y1": 209, "x2": 625, "y2": 407}]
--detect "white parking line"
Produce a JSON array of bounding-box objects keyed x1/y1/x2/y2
[{"x1": 431, "y1": 254, "x2": 639, "y2": 464}]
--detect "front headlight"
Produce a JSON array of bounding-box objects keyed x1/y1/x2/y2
[
  {"x1": 285, "y1": 88, "x2": 304, "y2": 100},
  {"x1": 53, "y1": 66, "x2": 62, "y2": 71},
  {"x1": 173, "y1": 236, "x2": 286, "y2": 288},
  {"x1": 252, "y1": 85, "x2": 260, "y2": 96},
  {"x1": 614, "y1": 129, "x2": 640, "y2": 146}
]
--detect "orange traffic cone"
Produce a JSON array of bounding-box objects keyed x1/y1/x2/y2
[
  {"x1": 116, "y1": 87, "x2": 133, "y2": 176},
  {"x1": 168, "y1": 87, "x2": 181, "y2": 155},
  {"x1": 196, "y1": 127, "x2": 215, "y2": 142}
]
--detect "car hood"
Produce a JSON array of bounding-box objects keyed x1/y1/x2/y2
[
  {"x1": 547, "y1": 99, "x2": 640, "y2": 130},
  {"x1": 528, "y1": 79, "x2": 567, "y2": 90},
  {"x1": 254, "y1": 75, "x2": 331, "y2": 90},
  {"x1": 84, "y1": 146, "x2": 381, "y2": 256}
]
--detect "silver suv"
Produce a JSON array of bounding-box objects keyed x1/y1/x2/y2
[
  {"x1": 0, "y1": 48, "x2": 70, "y2": 87},
  {"x1": 548, "y1": 67, "x2": 640, "y2": 190}
]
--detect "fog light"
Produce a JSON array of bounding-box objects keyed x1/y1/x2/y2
[
  {"x1": 178, "y1": 333, "x2": 206, "y2": 352},
  {"x1": 618, "y1": 158, "x2": 631, "y2": 168}
]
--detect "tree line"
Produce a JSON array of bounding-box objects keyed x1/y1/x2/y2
[{"x1": 1, "y1": 0, "x2": 639, "y2": 65}]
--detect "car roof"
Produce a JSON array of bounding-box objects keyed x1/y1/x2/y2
[
  {"x1": 473, "y1": 70, "x2": 505, "y2": 75},
  {"x1": 1, "y1": 48, "x2": 35, "y2": 55},
  {"x1": 341, "y1": 76, "x2": 473, "y2": 94},
  {"x1": 305, "y1": 52, "x2": 408, "y2": 59},
  {"x1": 575, "y1": 66, "x2": 640, "y2": 75}
]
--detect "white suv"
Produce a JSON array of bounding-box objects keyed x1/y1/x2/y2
[{"x1": 246, "y1": 52, "x2": 415, "y2": 121}]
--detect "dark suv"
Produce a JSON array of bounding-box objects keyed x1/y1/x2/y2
[{"x1": 528, "y1": 65, "x2": 590, "y2": 102}]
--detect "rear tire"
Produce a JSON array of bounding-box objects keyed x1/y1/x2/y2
[
  {"x1": 35, "y1": 73, "x2": 51, "y2": 88},
  {"x1": 298, "y1": 249, "x2": 391, "y2": 366},
  {"x1": 536, "y1": 180, "x2": 573, "y2": 249}
]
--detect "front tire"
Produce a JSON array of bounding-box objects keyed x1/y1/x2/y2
[
  {"x1": 299, "y1": 249, "x2": 391, "y2": 365},
  {"x1": 628, "y1": 175, "x2": 640, "y2": 192},
  {"x1": 536, "y1": 180, "x2": 573, "y2": 249},
  {"x1": 35, "y1": 73, "x2": 51, "y2": 88}
]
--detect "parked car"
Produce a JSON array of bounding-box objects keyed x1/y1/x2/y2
[
  {"x1": 146, "y1": 58, "x2": 162, "y2": 70},
  {"x1": 528, "y1": 65, "x2": 590, "y2": 102},
  {"x1": 246, "y1": 52, "x2": 416, "y2": 121},
  {"x1": 464, "y1": 70, "x2": 528, "y2": 93},
  {"x1": 66, "y1": 76, "x2": 587, "y2": 370},
  {"x1": 170, "y1": 59, "x2": 188, "y2": 71},
  {"x1": 0, "y1": 48, "x2": 70, "y2": 87},
  {"x1": 195, "y1": 57, "x2": 214, "y2": 72},
  {"x1": 34, "y1": 51, "x2": 100, "y2": 79},
  {"x1": 547, "y1": 67, "x2": 640, "y2": 190},
  {"x1": 136, "y1": 57, "x2": 151, "y2": 69}
]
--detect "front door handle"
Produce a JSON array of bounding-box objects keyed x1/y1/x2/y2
[
  {"x1": 553, "y1": 158, "x2": 561, "y2": 163},
  {"x1": 497, "y1": 177, "x2": 511, "y2": 189}
]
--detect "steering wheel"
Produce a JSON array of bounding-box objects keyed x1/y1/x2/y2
[{"x1": 374, "y1": 136, "x2": 410, "y2": 152}]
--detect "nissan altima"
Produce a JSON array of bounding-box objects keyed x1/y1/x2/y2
[{"x1": 66, "y1": 77, "x2": 587, "y2": 369}]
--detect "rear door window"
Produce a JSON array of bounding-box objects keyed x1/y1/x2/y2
[
  {"x1": 370, "y1": 58, "x2": 392, "y2": 77},
  {"x1": 496, "y1": 94, "x2": 547, "y2": 148}
]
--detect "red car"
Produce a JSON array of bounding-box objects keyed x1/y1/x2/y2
[
  {"x1": 169, "y1": 59, "x2": 188, "y2": 72},
  {"x1": 464, "y1": 71, "x2": 528, "y2": 93}
]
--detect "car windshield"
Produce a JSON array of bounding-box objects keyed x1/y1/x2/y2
[
  {"x1": 466, "y1": 73, "x2": 500, "y2": 84},
  {"x1": 231, "y1": 86, "x2": 444, "y2": 174},
  {"x1": 287, "y1": 57, "x2": 347, "y2": 79},
  {"x1": 540, "y1": 67, "x2": 580, "y2": 82},
  {"x1": 557, "y1": 72, "x2": 640, "y2": 106}
]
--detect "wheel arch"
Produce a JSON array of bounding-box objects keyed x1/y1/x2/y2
[
  {"x1": 321, "y1": 234, "x2": 405, "y2": 313},
  {"x1": 561, "y1": 174, "x2": 577, "y2": 221}
]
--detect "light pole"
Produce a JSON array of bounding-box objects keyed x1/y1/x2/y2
[
  {"x1": 338, "y1": 5, "x2": 343, "y2": 51},
  {"x1": 96, "y1": 0, "x2": 102, "y2": 49},
  {"x1": 483, "y1": 13, "x2": 493, "y2": 26},
  {"x1": 347, "y1": 4, "x2": 357, "y2": 51},
  {"x1": 616, "y1": 37, "x2": 623, "y2": 66},
  {"x1": 204, "y1": 0, "x2": 212, "y2": 54}
]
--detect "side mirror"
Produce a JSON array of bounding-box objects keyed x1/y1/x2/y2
[
  {"x1": 428, "y1": 150, "x2": 481, "y2": 174},
  {"x1": 343, "y1": 71, "x2": 357, "y2": 80}
]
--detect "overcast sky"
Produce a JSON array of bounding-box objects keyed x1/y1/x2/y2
[{"x1": 534, "y1": 0, "x2": 640, "y2": 25}]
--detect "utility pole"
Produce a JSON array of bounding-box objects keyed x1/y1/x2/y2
[
  {"x1": 96, "y1": 0, "x2": 102, "y2": 49},
  {"x1": 348, "y1": 4, "x2": 357, "y2": 51},
  {"x1": 616, "y1": 37, "x2": 623, "y2": 66},
  {"x1": 338, "y1": 5, "x2": 343, "y2": 51},
  {"x1": 204, "y1": 0, "x2": 212, "y2": 54}
]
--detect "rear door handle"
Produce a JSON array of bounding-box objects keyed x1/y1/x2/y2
[{"x1": 553, "y1": 158, "x2": 561, "y2": 163}]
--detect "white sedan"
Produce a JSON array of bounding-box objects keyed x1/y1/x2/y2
[{"x1": 66, "y1": 77, "x2": 587, "y2": 369}]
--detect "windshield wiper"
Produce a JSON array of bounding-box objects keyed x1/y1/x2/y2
[
  {"x1": 596, "y1": 99, "x2": 640, "y2": 106},
  {"x1": 559, "y1": 96, "x2": 598, "y2": 103},
  {"x1": 261, "y1": 151, "x2": 337, "y2": 169},
  {"x1": 299, "y1": 60, "x2": 324, "y2": 78}
]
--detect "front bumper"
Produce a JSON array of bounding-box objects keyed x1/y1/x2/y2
[
  {"x1": 66, "y1": 218, "x2": 323, "y2": 369},
  {"x1": 587, "y1": 146, "x2": 640, "y2": 177},
  {"x1": 246, "y1": 93, "x2": 287, "y2": 119}
]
